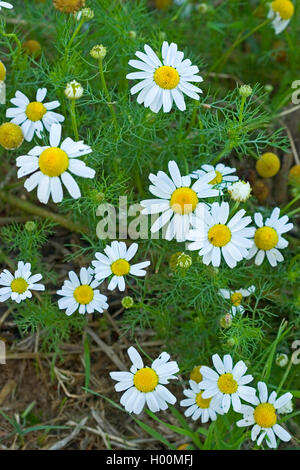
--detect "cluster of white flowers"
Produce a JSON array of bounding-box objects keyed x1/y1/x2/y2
[
  {"x1": 141, "y1": 160, "x2": 293, "y2": 269},
  {"x1": 111, "y1": 349, "x2": 293, "y2": 449},
  {"x1": 0, "y1": 242, "x2": 150, "y2": 316}
]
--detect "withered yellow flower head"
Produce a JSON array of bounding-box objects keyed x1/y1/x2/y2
[
  {"x1": 53, "y1": 0, "x2": 85, "y2": 14},
  {"x1": 0, "y1": 123, "x2": 24, "y2": 150}
]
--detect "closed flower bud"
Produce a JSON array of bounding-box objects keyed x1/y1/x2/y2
[
  {"x1": 220, "y1": 313, "x2": 233, "y2": 329},
  {"x1": 239, "y1": 84, "x2": 252, "y2": 98},
  {"x1": 64, "y1": 80, "x2": 83, "y2": 100},
  {"x1": 196, "y1": 3, "x2": 209, "y2": 13},
  {"x1": 122, "y1": 296, "x2": 134, "y2": 309},
  {"x1": 128, "y1": 30, "x2": 137, "y2": 39},
  {"x1": 90, "y1": 44, "x2": 107, "y2": 60},
  {"x1": 25, "y1": 221, "x2": 37, "y2": 232},
  {"x1": 275, "y1": 352, "x2": 289, "y2": 367},
  {"x1": 77, "y1": 7, "x2": 94, "y2": 20}
]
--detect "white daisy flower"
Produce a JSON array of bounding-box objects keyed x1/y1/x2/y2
[
  {"x1": 110, "y1": 346, "x2": 179, "y2": 414},
  {"x1": 191, "y1": 163, "x2": 238, "y2": 193},
  {"x1": 267, "y1": 0, "x2": 294, "y2": 35},
  {"x1": 141, "y1": 160, "x2": 218, "y2": 242},
  {"x1": 57, "y1": 267, "x2": 108, "y2": 316},
  {"x1": 16, "y1": 123, "x2": 95, "y2": 204},
  {"x1": 0, "y1": 1, "x2": 13, "y2": 10},
  {"x1": 92, "y1": 241, "x2": 150, "y2": 292},
  {"x1": 6, "y1": 88, "x2": 64, "y2": 142},
  {"x1": 246, "y1": 207, "x2": 293, "y2": 267},
  {"x1": 187, "y1": 202, "x2": 255, "y2": 268},
  {"x1": 218, "y1": 285, "x2": 255, "y2": 316},
  {"x1": 198, "y1": 354, "x2": 257, "y2": 413},
  {"x1": 127, "y1": 41, "x2": 203, "y2": 113},
  {"x1": 180, "y1": 379, "x2": 224, "y2": 423},
  {"x1": 0, "y1": 261, "x2": 45, "y2": 304},
  {"x1": 236, "y1": 381, "x2": 292, "y2": 449}
]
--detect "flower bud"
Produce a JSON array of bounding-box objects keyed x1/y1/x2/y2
[
  {"x1": 64, "y1": 80, "x2": 83, "y2": 100},
  {"x1": 122, "y1": 296, "x2": 134, "y2": 309},
  {"x1": 90, "y1": 44, "x2": 107, "y2": 60}
]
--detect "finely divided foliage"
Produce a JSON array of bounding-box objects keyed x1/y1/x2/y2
[{"x1": 0, "y1": 0, "x2": 299, "y2": 451}]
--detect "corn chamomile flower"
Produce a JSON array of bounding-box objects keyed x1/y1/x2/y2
[
  {"x1": 16, "y1": 123, "x2": 95, "y2": 204},
  {"x1": 187, "y1": 202, "x2": 255, "y2": 268},
  {"x1": 0, "y1": 261, "x2": 45, "y2": 304},
  {"x1": 268, "y1": 0, "x2": 294, "y2": 35},
  {"x1": 141, "y1": 160, "x2": 218, "y2": 242},
  {"x1": 218, "y1": 285, "x2": 255, "y2": 316},
  {"x1": 6, "y1": 88, "x2": 64, "y2": 142},
  {"x1": 180, "y1": 380, "x2": 224, "y2": 423},
  {"x1": 92, "y1": 241, "x2": 150, "y2": 292},
  {"x1": 0, "y1": 2, "x2": 13, "y2": 10},
  {"x1": 110, "y1": 346, "x2": 179, "y2": 414},
  {"x1": 247, "y1": 207, "x2": 293, "y2": 267},
  {"x1": 198, "y1": 354, "x2": 256, "y2": 413},
  {"x1": 57, "y1": 267, "x2": 108, "y2": 316},
  {"x1": 236, "y1": 381, "x2": 292, "y2": 448},
  {"x1": 127, "y1": 41, "x2": 203, "y2": 113},
  {"x1": 191, "y1": 163, "x2": 238, "y2": 193}
]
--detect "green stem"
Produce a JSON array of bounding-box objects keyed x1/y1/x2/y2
[
  {"x1": 98, "y1": 58, "x2": 118, "y2": 131},
  {"x1": 208, "y1": 19, "x2": 271, "y2": 74},
  {"x1": 238, "y1": 95, "x2": 246, "y2": 123},
  {"x1": 277, "y1": 357, "x2": 293, "y2": 395},
  {"x1": 70, "y1": 99, "x2": 79, "y2": 141},
  {"x1": 0, "y1": 29, "x2": 22, "y2": 83},
  {"x1": 0, "y1": 191, "x2": 88, "y2": 234},
  {"x1": 281, "y1": 192, "x2": 300, "y2": 214},
  {"x1": 62, "y1": 18, "x2": 85, "y2": 71}
]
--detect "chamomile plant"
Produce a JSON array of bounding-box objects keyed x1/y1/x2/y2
[{"x1": 0, "y1": 0, "x2": 299, "y2": 451}]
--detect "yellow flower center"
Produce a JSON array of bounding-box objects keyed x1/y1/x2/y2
[
  {"x1": 73, "y1": 285, "x2": 94, "y2": 305},
  {"x1": 217, "y1": 373, "x2": 238, "y2": 394},
  {"x1": 111, "y1": 259, "x2": 130, "y2": 276},
  {"x1": 170, "y1": 187, "x2": 199, "y2": 215},
  {"x1": 254, "y1": 403, "x2": 277, "y2": 428},
  {"x1": 0, "y1": 61, "x2": 6, "y2": 82},
  {"x1": 195, "y1": 391, "x2": 212, "y2": 409},
  {"x1": 10, "y1": 278, "x2": 28, "y2": 294},
  {"x1": 154, "y1": 65, "x2": 180, "y2": 90},
  {"x1": 53, "y1": 0, "x2": 86, "y2": 13},
  {"x1": 208, "y1": 224, "x2": 231, "y2": 247},
  {"x1": 254, "y1": 226, "x2": 278, "y2": 251},
  {"x1": 230, "y1": 292, "x2": 243, "y2": 306},
  {"x1": 289, "y1": 164, "x2": 300, "y2": 185},
  {"x1": 256, "y1": 152, "x2": 280, "y2": 178},
  {"x1": 154, "y1": 0, "x2": 172, "y2": 9},
  {"x1": 38, "y1": 147, "x2": 69, "y2": 177},
  {"x1": 23, "y1": 40, "x2": 42, "y2": 58},
  {"x1": 271, "y1": 0, "x2": 294, "y2": 20},
  {"x1": 133, "y1": 367, "x2": 159, "y2": 392},
  {"x1": 190, "y1": 365, "x2": 203, "y2": 384},
  {"x1": 0, "y1": 123, "x2": 24, "y2": 150},
  {"x1": 25, "y1": 101, "x2": 47, "y2": 122},
  {"x1": 209, "y1": 170, "x2": 223, "y2": 185}
]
